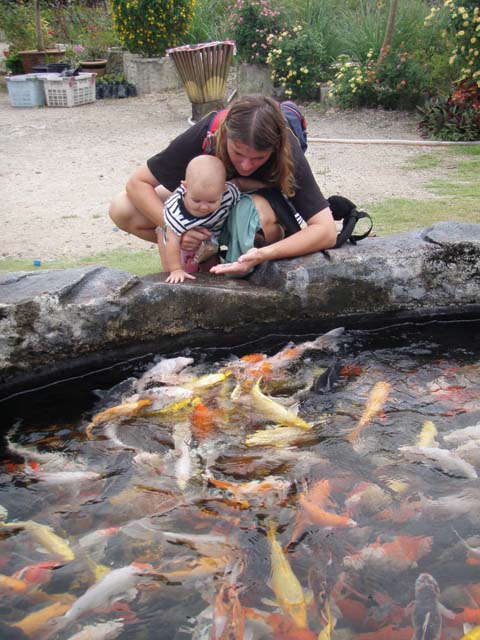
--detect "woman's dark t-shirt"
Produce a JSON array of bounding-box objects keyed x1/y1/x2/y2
[{"x1": 146, "y1": 113, "x2": 329, "y2": 223}]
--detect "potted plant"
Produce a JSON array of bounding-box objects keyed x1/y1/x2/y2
[
  {"x1": 17, "y1": 0, "x2": 64, "y2": 73},
  {"x1": 78, "y1": 13, "x2": 119, "y2": 77}
]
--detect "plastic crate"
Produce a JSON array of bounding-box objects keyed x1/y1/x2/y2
[
  {"x1": 41, "y1": 73, "x2": 96, "y2": 108},
  {"x1": 6, "y1": 74, "x2": 46, "y2": 107}
]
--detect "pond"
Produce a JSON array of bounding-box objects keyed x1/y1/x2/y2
[{"x1": 1, "y1": 319, "x2": 480, "y2": 640}]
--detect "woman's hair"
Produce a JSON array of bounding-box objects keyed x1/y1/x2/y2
[{"x1": 215, "y1": 94, "x2": 296, "y2": 197}]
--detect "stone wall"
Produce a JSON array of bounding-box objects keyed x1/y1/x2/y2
[{"x1": 0, "y1": 222, "x2": 479, "y2": 395}]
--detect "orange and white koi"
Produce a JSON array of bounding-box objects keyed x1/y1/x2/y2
[
  {"x1": 267, "y1": 521, "x2": 308, "y2": 629},
  {"x1": 344, "y1": 535, "x2": 433, "y2": 573},
  {"x1": 14, "y1": 561, "x2": 64, "y2": 585},
  {"x1": 211, "y1": 560, "x2": 245, "y2": 640},
  {"x1": 347, "y1": 381, "x2": 391, "y2": 443},
  {"x1": 208, "y1": 475, "x2": 290, "y2": 503},
  {"x1": 136, "y1": 356, "x2": 194, "y2": 389},
  {"x1": 86, "y1": 398, "x2": 152, "y2": 437}
]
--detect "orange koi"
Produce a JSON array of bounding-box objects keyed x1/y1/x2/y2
[
  {"x1": 13, "y1": 601, "x2": 71, "y2": 636},
  {"x1": 448, "y1": 607, "x2": 480, "y2": 625},
  {"x1": 340, "y1": 364, "x2": 363, "y2": 377},
  {"x1": 344, "y1": 535, "x2": 433, "y2": 572},
  {"x1": 190, "y1": 402, "x2": 224, "y2": 440},
  {"x1": 211, "y1": 582, "x2": 246, "y2": 639},
  {"x1": 86, "y1": 398, "x2": 152, "y2": 438},
  {"x1": 209, "y1": 475, "x2": 289, "y2": 502},
  {"x1": 243, "y1": 608, "x2": 317, "y2": 640},
  {"x1": 347, "y1": 381, "x2": 391, "y2": 443},
  {"x1": 0, "y1": 573, "x2": 28, "y2": 592}
]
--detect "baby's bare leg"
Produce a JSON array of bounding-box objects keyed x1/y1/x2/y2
[{"x1": 251, "y1": 194, "x2": 285, "y2": 246}]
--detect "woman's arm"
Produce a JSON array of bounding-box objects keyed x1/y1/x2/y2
[
  {"x1": 210, "y1": 206, "x2": 337, "y2": 276},
  {"x1": 126, "y1": 165, "x2": 167, "y2": 227}
]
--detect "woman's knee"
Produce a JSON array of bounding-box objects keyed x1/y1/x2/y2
[{"x1": 109, "y1": 191, "x2": 133, "y2": 231}]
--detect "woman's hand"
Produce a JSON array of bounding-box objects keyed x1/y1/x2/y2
[
  {"x1": 180, "y1": 228, "x2": 212, "y2": 252},
  {"x1": 209, "y1": 248, "x2": 264, "y2": 276}
]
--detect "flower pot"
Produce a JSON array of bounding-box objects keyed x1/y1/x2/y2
[
  {"x1": 79, "y1": 59, "x2": 107, "y2": 77},
  {"x1": 19, "y1": 49, "x2": 65, "y2": 74}
]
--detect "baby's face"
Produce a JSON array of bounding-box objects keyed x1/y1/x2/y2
[{"x1": 183, "y1": 180, "x2": 224, "y2": 217}]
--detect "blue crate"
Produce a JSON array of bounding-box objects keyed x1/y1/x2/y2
[{"x1": 6, "y1": 74, "x2": 46, "y2": 107}]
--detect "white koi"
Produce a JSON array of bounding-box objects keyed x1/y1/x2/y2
[{"x1": 400, "y1": 445, "x2": 478, "y2": 479}]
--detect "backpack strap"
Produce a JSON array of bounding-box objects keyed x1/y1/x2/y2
[{"x1": 202, "y1": 109, "x2": 229, "y2": 154}]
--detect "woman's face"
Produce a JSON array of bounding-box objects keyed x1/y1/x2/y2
[{"x1": 226, "y1": 139, "x2": 272, "y2": 176}]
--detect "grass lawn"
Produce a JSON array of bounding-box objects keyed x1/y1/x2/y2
[
  {"x1": 0, "y1": 146, "x2": 478, "y2": 277},
  {"x1": 366, "y1": 145, "x2": 480, "y2": 237}
]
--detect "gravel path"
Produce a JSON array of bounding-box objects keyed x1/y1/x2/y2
[{"x1": 0, "y1": 87, "x2": 444, "y2": 261}]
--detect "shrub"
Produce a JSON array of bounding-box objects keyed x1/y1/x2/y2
[
  {"x1": 443, "y1": 0, "x2": 480, "y2": 86},
  {"x1": 266, "y1": 25, "x2": 327, "y2": 100},
  {"x1": 331, "y1": 48, "x2": 427, "y2": 110},
  {"x1": 111, "y1": 0, "x2": 196, "y2": 56},
  {"x1": 0, "y1": 0, "x2": 53, "y2": 52},
  {"x1": 186, "y1": 0, "x2": 230, "y2": 43},
  {"x1": 418, "y1": 80, "x2": 480, "y2": 141},
  {"x1": 227, "y1": 0, "x2": 285, "y2": 64}
]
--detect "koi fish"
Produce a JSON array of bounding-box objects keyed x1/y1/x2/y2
[
  {"x1": 418, "y1": 489, "x2": 480, "y2": 523},
  {"x1": 183, "y1": 371, "x2": 231, "y2": 390},
  {"x1": 13, "y1": 601, "x2": 71, "y2": 636},
  {"x1": 347, "y1": 381, "x2": 391, "y2": 443},
  {"x1": 61, "y1": 562, "x2": 151, "y2": 625},
  {"x1": 295, "y1": 479, "x2": 356, "y2": 533},
  {"x1": 6, "y1": 437, "x2": 86, "y2": 472},
  {"x1": 351, "y1": 624, "x2": 413, "y2": 640},
  {"x1": 208, "y1": 475, "x2": 290, "y2": 503},
  {"x1": 65, "y1": 619, "x2": 124, "y2": 640},
  {"x1": 245, "y1": 425, "x2": 315, "y2": 448},
  {"x1": 232, "y1": 328, "x2": 345, "y2": 380},
  {"x1": 1, "y1": 520, "x2": 75, "y2": 562},
  {"x1": 318, "y1": 598, "x2": 335, "y2": 640},
  {"x1": 411, "y1": 573, "x2": 455, "y2": 640},
  {"x1": 157, "y1": 530, "x2": 237, "y2": 558},
  {"x1": 210, "y1": 560, "x2": 245, "y2": 640},
  {"x1": 460, "y1": 625, "x2": 480, "y2": 640},
  {"x1": 267, "y1": 521, "x2": 308, "y2": 629},
  {"x1": 13, "y1": 561, "x2": 64, "y2": 585},
  {"x1": 247, "y1": 378, "x2": 311, "y2": 428},
  {"x1": 443, "y1": 423, "x2": 480, "y2": 445},
  {"x1": 417, "y1": 420, "x2": 439, "y2": 447},
  {"x1": 0, "y1": 573, "x2": 28, "y2": 593},
  {"x1": 344, "y1": 481, "x2": 391, "y2": 518},
  {"x1": 344, "y1": 535, "x2": 433, "y2": 572},
  {"x1": 148, "y1": 555, "x2": 228, "y2": 584},
  {"x1": 86, "y1": 398, "x2": 152, "y2": 437},
  {"x1": 136, "y1": 356, "x2": 194, "y2": 389},
  {"x1": 24, "y1": 468, "x2": 102, "y2": 485},
  {"x1": 399, "y1": 444, "x2": 478, "y2": 479}
]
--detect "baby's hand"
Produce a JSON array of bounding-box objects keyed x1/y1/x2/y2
[{"x1": 166, "y1": 269, "x2": 196, "y2": 284}]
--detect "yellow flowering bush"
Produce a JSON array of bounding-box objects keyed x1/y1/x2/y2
[
  {"x1": 111, "y1": 0, "x2": 196, "y2": 57},
  {"x1": 331, "y1": 49, "x2": 426, "y2": 110},
  {"x1": 442, "y1": 0, "x2": 480, "y2": 86},
  {"x1": 266, "y1": 25, "x2": 328, "y2": 100}
]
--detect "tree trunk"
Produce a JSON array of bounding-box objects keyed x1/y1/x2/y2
[
  {"x1": 377, "y1": 0, "x2": 398, "y2": 66},
  {"x1": 34, "y1": 0, "x2": 45, "y2": 52}
]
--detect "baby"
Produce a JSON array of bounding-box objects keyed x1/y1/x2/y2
[{"x1": 158, "y1": 155, "x2": 284, "y2": 283}]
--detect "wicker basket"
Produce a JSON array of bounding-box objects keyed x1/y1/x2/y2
[{"x1": 167, "y1": 41, "x2": 235, "y2": 121}]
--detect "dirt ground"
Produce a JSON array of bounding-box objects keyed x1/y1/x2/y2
[{"x1": 0, "y1": 86, "x2": 443, "y2": 262}]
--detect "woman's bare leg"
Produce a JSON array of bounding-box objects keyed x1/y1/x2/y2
[{"x1": 109, "y1": 186, "x2": 170, "y2": 244}]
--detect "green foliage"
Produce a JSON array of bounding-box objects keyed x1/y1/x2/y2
[
  {"x1": 0, "y1": 0, "x2": 53, "y2": 52},
  {"x1": 4, "y1": 51, "x2": 23, "y2": 74},
  {"x1": 266, "y1": 25, "x2": 328, "y2": 100},
  {"x1": 227, "y1": 0, "x2": 285, "y2": 64},
  {"x1": 186, "y1": 0, "x2": 230, "y2": 43},
  {"x1": 331, "y1": 48, "x2": 427, "y2": 110},
  {"x1": 111, "y1": 0, "x2": 196, "y2": 57},
  {"x1": 438, "y1": 0, "x2": 480, "y2": 85},
  {"x1": 417, "y1": 80, "x2": 480, "y2": 141}
]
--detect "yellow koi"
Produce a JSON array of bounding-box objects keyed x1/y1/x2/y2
[
  {"x1": 25, "y1": 521, "x2": 75, "y2": 562},
  {"x1": 267, "y1": 521, "x2": 308, "y2": 629},
  {"x1": 245, "y1": 425, "x2": 313, "y2": 448},
  {"x1": 317, "y1": 598, "x2": 335, "y2": 640},
  {"x1": 183, "y1": 371, "x2": 231, "y2": 390},
  {"x1": 416, "y1": 420, "x2": 439, "y2": 447},
  {"x1": 249, "y1": 378, "x2": 310, "y2": 428},
  {"x1": 347, "y1": 381, "x2": 391, "y2": 443},
  {"x1": 13, "y1": 601, "x2": 70, "y2": 636},
  {"x1": 461, "y1": 625, "x2": 480, "y2": 639}
]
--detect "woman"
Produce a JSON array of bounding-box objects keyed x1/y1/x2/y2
[{"x1": 109, "y1": 94, "x2": 337, "y2": 276}]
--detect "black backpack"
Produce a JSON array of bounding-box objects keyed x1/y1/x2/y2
[{"x1": 328, "y1": 195, "x2": 373, "y2": 248}]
